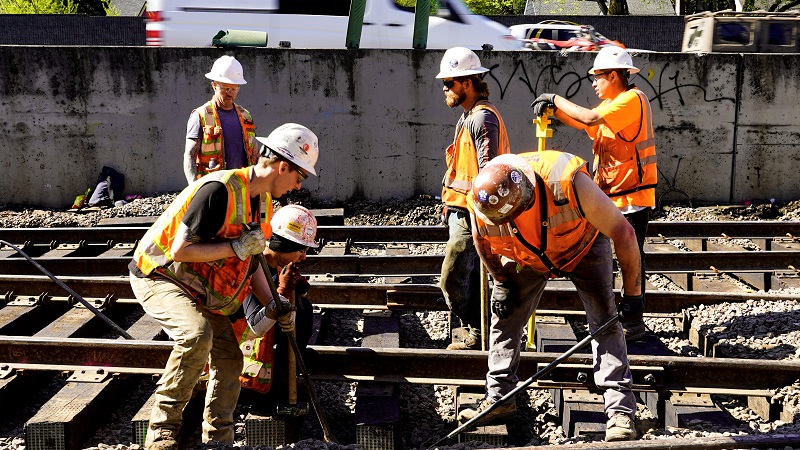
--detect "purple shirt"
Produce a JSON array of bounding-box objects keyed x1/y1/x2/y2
[{"x1": 187, "y1": 105, "x2": 247, "y2": 169}]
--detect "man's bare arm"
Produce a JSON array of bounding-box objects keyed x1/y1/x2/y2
[
  {"x1": 184, "y1": 138, "x2": 200, "y2": 184},
  {"x1": 553, "y1": 96, "x2": 605, "y2": 129},
  {"x1": 574, "y1": 172, "x2": 641, "y2": 296}
]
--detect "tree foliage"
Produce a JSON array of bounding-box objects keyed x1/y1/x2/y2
[
  {"x1": 463, "y1": 0, "x2": 526, "y2": 14},
  {"x1": 0, "y1": 0, "x2": 118, "y2": 15}
]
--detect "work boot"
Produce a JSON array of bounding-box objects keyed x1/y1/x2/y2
[
  {"x1": 605, "y1": 412, "x2": 637, "y2": 442},
  {"x1": 623, "y1": 319, "x2": 647, "y2": 341},
  {"x1": 457, "y1": 396, "x2": 517, "y2": 427},
  {"x1": 146, "y1": 428, "x2": 178, "y2": 450},
  {"x1": 446, "y1": 328, "x2": 481, "y2": 350}
]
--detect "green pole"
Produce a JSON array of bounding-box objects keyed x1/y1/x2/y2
[
  {"x1": 346, "y1": 0, "x2": 367, "y2": 49},
  {"x1": 412, "y1": 0, "x2": 430, "y2": 49}
]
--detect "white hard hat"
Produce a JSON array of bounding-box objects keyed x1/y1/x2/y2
[
  {"x1": 435, "y1": 47, "x2": 489, "y2": 79},
  {"x1": 271, "y1": 205, "x2": 318, "y2": 248},
  {"x1": 589, "y1": 46, "x2": 639, "y2": 75},
  {"x1": 256, "y1": 123, "x2": 319, "y2": 176},
  {"x1": 205, "y1": 55, "x2": 247, "y2": 85}
]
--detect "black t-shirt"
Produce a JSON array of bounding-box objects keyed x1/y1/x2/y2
[{"x1": 129, "y1": 181, "x2": 258, "y2": 276}]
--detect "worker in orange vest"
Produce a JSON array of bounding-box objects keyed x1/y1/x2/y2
[{"x1": 531, "y1": 46, "x2": 656, "y2": 341}]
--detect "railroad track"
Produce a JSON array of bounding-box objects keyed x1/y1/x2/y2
[{"x1": 1, "y1": 222, "x2": 800, "y2": 449}]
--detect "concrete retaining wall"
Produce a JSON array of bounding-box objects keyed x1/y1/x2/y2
[{"x1": 1, "y1": 47, "x2": 797, "y2": 208}]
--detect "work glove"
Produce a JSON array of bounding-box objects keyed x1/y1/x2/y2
[
  {"x1": 440, "y1": 205, "x2": 449, "y2": 226},
  {"x1": 278, "y1": 263, "x2": 302, "y2": 293},
  {"x1": 230, "y1": 224, "x2": 266, "y2": 261},
  {"x1": 531, "y1": 93, "x2": 557, "y2": 117},
  {"x1": 490, "y1": 282, "x2": 514, "y2": 320},
  {"x1": 265, "y1": 294, "x2": 297, "y2": 332},
  {"x1": 618, "y1": 293, "x2": 645, "y2": 323}
]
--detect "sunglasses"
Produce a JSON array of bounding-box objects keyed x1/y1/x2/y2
[
  {"x1": 590, "y1": 71, "x2": 613, "y2": 83},
  {"x1": 442, "y1": 79, "x2": 461, "y2": 89},
  {"x1": 294, "y1": 166, "x2": 309, "y2": 182}
]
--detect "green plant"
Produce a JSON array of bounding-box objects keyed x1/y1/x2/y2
[{"x1": 0, "y1": 0, "x2": 78, "y2": 13}]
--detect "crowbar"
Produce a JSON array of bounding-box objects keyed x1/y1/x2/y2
[
  {"x1": 0, "y1": 239, "x2": 134, "y2": 340},
  {"x1": 429, "y1": 314, "x2": 620, "y2": 448},
  {"x1": 252, "y1": 251, "x2": 337, "y2": 443}
]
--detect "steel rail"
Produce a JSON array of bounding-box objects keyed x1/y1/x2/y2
[
  {"x1": 0, "y1": 250, "x2": 798, "y2": 276},
  {"x1": 1, "y1": 221, "x2": 799, "y2": 245},
  {"x1": 1, "y1": 336, "x2": 799, "y2": 390},
  {"x1": 3, "y1": 275, "x2": 800, "y2": 313}
]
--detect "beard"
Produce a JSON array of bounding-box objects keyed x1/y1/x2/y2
[{"x1": 445, "y1": 90, "x2": 465, "y2": 108}]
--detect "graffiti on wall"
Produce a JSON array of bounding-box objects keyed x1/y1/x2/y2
[{"x1": 485, "y1": 61, "x2": 736, "y2": 108}]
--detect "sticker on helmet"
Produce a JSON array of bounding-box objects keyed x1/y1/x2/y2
[
  {"x1": 301, "y1": 143, "x2": 309, "y2": 154},
  {"x1": 478, "y1": 189, "x2": 489, "y2": 202},
  {"x1": 497, "y1": 185, "x2": 509, "y2": 197},
  {"x1": 488, "y1": 195, "x2": 499, "y2": 205},
  {"x1": 450, "y1": 59, "x2": 459, "y2": 69},
  {"x1": 498, "y1": 204, "x2": 513, "y2": 214},
  {"x1": 510, "y1": 171, "x2": 522, "y2": 184},
  {"x1": 286, "y1": 222, "x2": 301, "y2": 233}
]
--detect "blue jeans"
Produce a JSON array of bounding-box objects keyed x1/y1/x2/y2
[
  {"x1": 440, "y1": 208, "x2": 481, "y2": 334},
  {"x1": 485, "y1": 236, "x2": 637, "y2": 418}
]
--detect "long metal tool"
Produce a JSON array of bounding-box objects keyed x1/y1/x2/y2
[
  {"x1": 0, "y1": 239, "x2": 134, "y2": 340},
  {"x1": 430, "y1": 314, "x2": 619, "y2": 448},
  {"x1": 253, "y1": 253, "x2": 337, "y2": 443}
]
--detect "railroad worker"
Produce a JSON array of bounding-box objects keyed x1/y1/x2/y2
[
  {"x1": 530, "y1": 46, "x2": 656, "y2": 341},
  {"x1": 458, "y1": 152, "x2": 641, "y2": 442},
  {"x1": 436, "y1": 46, "x2": 510, "y2": 350},
  {"x1": 129, "y1": 123, "x2": 319, "y2": 449},
  {"x1": 184, "y1": 55, "x2": 259, "y2": 184},
  {"x1": 232, "y1": 205, "x2": 318, "y2": 400}
]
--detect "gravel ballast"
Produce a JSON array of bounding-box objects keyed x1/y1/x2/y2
[{"x1": 1, "y1": 196, "x2": 799, "y2": 449}]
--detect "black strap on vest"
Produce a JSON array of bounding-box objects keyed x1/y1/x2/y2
[{"x1": 509, "y1": 175, "x2": 568, "y2": 278}]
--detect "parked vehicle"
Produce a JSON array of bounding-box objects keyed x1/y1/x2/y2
[
  {"x1": 682, "y1": 10, "x2": 800, "y2": 53},
  {"x1": 509, "y1": 20, "x2": 625, "y2": 51},
  {"x1": 145, "y1": 0, "x2": 522, "y2": 50}
]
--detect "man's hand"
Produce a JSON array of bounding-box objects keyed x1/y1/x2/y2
[
  {"x1": 440, "y1": 205, "x2": 449, "y2": 226},
  {"x1": 231, "y1": 225, "x2": 266, "y2": 260},
  {"x1": 490, "y1": 283, "x2": 514, "y2": 319},
  {"x1": 265, "y1": 294, "x2": 297, "y2": 332},
  {"x1": 619, "y1": 293, "x2": 645, "y2": 323},
  {"x1": 531, "y1": 93, "x2": 556, "y2": 117}
]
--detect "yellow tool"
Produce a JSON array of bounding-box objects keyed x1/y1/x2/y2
[{"x1": 526, "y1": 106, "x2": 555, "y2": 351}]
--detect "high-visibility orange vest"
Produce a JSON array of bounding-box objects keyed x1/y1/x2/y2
[
  {"x1": 469, "y1": 151, "x2": 599, "y2": 278},
  {"x1": 195, "y1": 101, "x2": 258, "y2": 179},
  {"x1": 591, "y1": 88, "x2": 657, "y2": 208},
  {"x1": 133, "y1": 168, "x2": 272, "y2": 315},
  {"x1": 442, "y1": 101, "x2": 510, "y2": 210},
  {"x1": 233, "y1": 317, "x2": 275, "y2": 393}
]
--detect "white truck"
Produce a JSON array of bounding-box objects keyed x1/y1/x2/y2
[{"x1": 145, "y1": 0, "x2": 522, "y2": 50}]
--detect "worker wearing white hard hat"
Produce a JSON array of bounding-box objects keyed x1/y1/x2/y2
[
  {"x1": 530, "y1": 46, "x2": 656, "y2": 342},
  {"x1": 233, "y1": 205, "x2": 318, "y2": 399},
  {"x1": 436, "y1": 47, "x2": 510, "y2": 351},
  {"x1": 184, "y1": 55, "x2": 259, "y2": 184}
]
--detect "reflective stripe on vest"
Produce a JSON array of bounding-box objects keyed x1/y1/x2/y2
[
  {"x1": 442, "y1": 101, "x2": 510, "y2": 209},
  {"x1": 592, "y1": 89, "x2": 657, "y2": 208},
  {"x1": 233, "y1": 317, "x2": 275, "y2": 393},
  {"x1": 473, "y1": 151, "x2": 599, "y2": 277},
  {"x1": 195, "y1": 101, "x2": 258, "y2": 179},
  {"x1": 133, "y1": 168, "x2": 272, "y2": 315}
]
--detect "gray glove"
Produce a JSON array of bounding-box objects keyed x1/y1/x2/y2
[
  {"x1": 619, "y1": 293, "x2": 645, "y2": 323},
  {"x1": 531, "y1": 93, "x2": 556, "y2": 117},
  {"x1": 265, "y1": 294, "x2": 297, "y2": 332},
  {"x1": 230, "y1": 225, "x2": 266, "y2": 260},
  {"x1": 491, "y1": 283, "x2": 514, "y2": 319}
]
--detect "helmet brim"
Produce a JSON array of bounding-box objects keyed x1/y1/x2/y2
[
  {"x1": 588, "y1": 65, "x2": 640, "y2": 75},
  {"x1": 205, "y1": 73, "x2": 248, "y2": 85},
  {"x1": 435, "y1": 67, "x2": 489, "y2": 79}
]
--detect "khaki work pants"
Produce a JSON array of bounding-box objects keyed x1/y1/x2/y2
[{"x1": 130, "y1": 273, "x2": 243, "y2": 445}]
